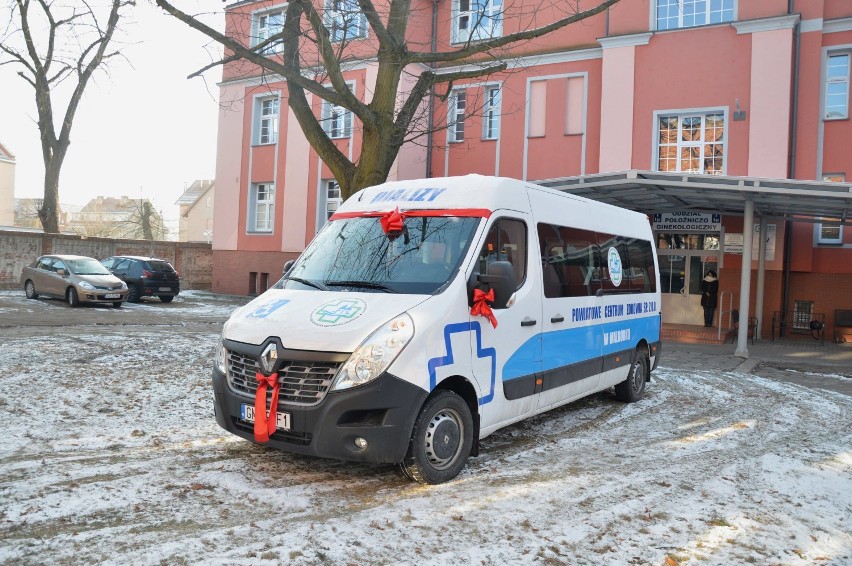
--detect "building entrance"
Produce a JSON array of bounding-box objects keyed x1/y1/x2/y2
[{"x1": 657, "y1": 233, "x2": 720, "y2": 326}]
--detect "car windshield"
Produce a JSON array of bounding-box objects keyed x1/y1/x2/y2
[
  {"x1": 283, "y1": 215, "x2": 480, "y2": 294},
  {"x1": 66, "y1": 258, "x2": 112, "y2": 276}
]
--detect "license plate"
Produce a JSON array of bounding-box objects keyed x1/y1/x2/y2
[
  {"x1": 240, "y1": 404, "x2": 291, "y2": 431},
  {"x1": 158, "y1": 287, "x2": 171, "y2": 292},
  {"x1": 105, "y1": 293, "x2": 120, "y2": 299}
]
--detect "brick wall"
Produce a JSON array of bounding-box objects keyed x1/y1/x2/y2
[
  {"x1": 0, "y1": 230, "x2": 212, "y2": 290},
  {"x1": 719, "y1": 267, "x2": 852, "y2": 340},
  {"x1": 213, "y1": 249, "x2": 299, "y2": 295}
]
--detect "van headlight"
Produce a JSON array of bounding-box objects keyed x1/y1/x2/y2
[
  {"x1": 215, "y1": 337, "x2": 228, "y2": 374},
  {"x1": 332, "y1": 313, "x2": 414, "y2": 391}
]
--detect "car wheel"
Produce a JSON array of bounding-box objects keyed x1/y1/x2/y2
[
  {"x1": 24, "y1": 280, "x2": 38, "y2": 299},
  {"x1": 67, "y1": 287, "x2": 80, "y2": 308},
  {"x1": 127, "y1": 283, "x2": 140, "y2": 303},
  {"x1": 614, "y1": 348, "x2": 648, "y2": 403},
  {"x1": 113, "y1": 301, "x2": 122, "y2": 308},
  {"x1": 400, "y1": 390, "x2": 473, "y2": 485},
  {"x1": 158, "y1": 295, "x2": 174, "y2": 303}
]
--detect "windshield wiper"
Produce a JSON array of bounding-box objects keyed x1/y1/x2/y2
[
  {"x1": 285, "y1": 276, "x2": 327, "y2": 291},
  {"x1": 326, "y1": 280, "x2": 397, "y2": 293}
]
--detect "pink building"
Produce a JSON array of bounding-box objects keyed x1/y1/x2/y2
[{"x1": 213, "y1": 0, "x2": 852, "y2": 340}]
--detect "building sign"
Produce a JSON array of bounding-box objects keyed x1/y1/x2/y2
[
  {"x1": 724, "y1": 224, "x2": 776, "y2": 261},
  {"x1": 652, "y1": 212, "x2": 721, "y2": 233}
]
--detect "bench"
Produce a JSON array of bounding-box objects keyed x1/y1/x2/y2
[
  {"x1": 835, "y1": 309, "x2": 852, "y2": 344},
  {"x1": 727, "y1": 309, "x2": 758, "y2": 345},
  {"x1": 771, "y1": 311, "x2": 826, "y2": 344}
]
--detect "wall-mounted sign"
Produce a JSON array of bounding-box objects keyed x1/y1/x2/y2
[
  {"x1": 652, "y1": 212, "x2": 721, "y2": 233},
  {"x1": 724, "y1": 224, "x2": 776, "y2": 261}
]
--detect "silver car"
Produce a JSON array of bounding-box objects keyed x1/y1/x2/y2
[{"x1": 21, "y1": 255, "x2": 129, "y2": 308}]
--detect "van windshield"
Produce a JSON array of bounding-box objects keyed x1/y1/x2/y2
[{"x1": 283, "y1": 216, "x2": 480, "y2": 294}]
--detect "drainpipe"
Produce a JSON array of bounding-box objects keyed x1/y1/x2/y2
[
  {"x1": 781, "y1": 0, "x2": 801, "y2": 334},
  {"x1": 425, "y1": 0, "x2": 440, "y2": 178}
]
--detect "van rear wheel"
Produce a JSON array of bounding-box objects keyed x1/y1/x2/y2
[
  {"x1": 614, "y1": 349, "x2": 648, "y2": 403},
  {"x1": 400, "y1": 390, "x2": 473, "y2": 485}
]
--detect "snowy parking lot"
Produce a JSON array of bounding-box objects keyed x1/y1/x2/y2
[{"x1": 1, "y1": 290, "x2": 850, "y2": 564}]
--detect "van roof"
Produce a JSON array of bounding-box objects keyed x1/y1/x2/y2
[{"x1": 339, "y1": 175, "x2": 535, "y2": 215}]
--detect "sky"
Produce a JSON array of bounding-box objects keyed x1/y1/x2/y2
[{"x1": 0, "y1": 1, "x2": 225, "y2": 229}]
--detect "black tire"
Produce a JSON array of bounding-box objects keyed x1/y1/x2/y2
[
  {"x1": 24, "y1": 280, "x2": 38, "y2": 299},
  {"x1": 614, "y1": 349, "x2": 648, "y2": 403},
  {"x1": 113, "y1": 301, "x2": 122, "y2": 308},
  {"x1": 158, "y1": 295, "x2": 174, "y2": 303},
  {"x1": 67, "y1": 287, "x2": 80, "y2": 308},
  {"x1": 127, "y1": 283, "x2": 140, "y2": 303},
  {"x1": 400, "y1": 390, "x2": 473, "y2": 485}
]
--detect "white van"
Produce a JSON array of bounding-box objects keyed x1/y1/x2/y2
[{"x1": 213, "y1": 175, "x2": 661, "y2": 484}]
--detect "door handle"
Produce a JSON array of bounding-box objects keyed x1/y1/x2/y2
[
  {"x1": 550, "y1": 315, "x2": 564, "y2": 323},
  {"x1": 521, "y1": 318, "x2": 537, "y2": 327}
]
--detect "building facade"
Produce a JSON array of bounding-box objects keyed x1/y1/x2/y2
[
  {"x1": 176, "y1": 180, "x2": 215, "y2": 243},
  {"x1": 0, "y1": 141, "x2": 15, "y2": 227},
  {"x1": 213, "y1": 0, "x2": 852, "y2": 336}
]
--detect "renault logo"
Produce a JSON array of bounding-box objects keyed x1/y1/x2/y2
[{"x1": 259, "y1": 343, "x2": 278, "y2": 375}]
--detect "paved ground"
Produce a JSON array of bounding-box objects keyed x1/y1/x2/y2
[{"x1": 663, "y1": 340, "x2": 852, "y2": 397}]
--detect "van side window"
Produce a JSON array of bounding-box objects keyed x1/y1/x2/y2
[
  {"x1": 478, "y1": 218, "x2": 527, "y2": 290},
  {"x1": 597, "y1": 233, "x2": 657, "y2": 293},
  {"x1": 537, "y1": 224, "x2": 599, "y2": 298}
]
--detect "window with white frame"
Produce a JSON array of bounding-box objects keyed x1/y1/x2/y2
[
  {"x1": 325, "y1": 0, "x2": 367, "y2": 41},
  {"x1": 252, "y1": 9, "x2": 284, "y2": 54},
  {"x1": 452, "y1": 0, "x2": 502, "y2": 43},
  {"x1": 483, "y1": 86, "x2": 501, "y2": 140},
  {"x1": 321, "y1": 98, "x2": 352, "y2": 139},
  {"x1": 449, "y1": 89, "x2": 466, "y2": 142},
  {"x1": 825, "y1": 52, "x2": 850, "y2": 120},
  {"x1": 656, "y1": 112, "x2": 725, "y2": 175},
  {"x1": 655, "y1": 0, "x2": 734, "y2": 31},
  {"x1": 816, "y1": 174, "x2": 845, "y2": 244},
  {"x1": 255, "y1": 97, "x2": 279, "y2": 145},
  {"x1": 249, "y1": 183, "x2": 275, "y2": 233},
  {"x1": 325, "y1": 180, "x2": 342, "y2": 220}
]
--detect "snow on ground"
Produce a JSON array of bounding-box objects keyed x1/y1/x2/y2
[{"x1": 1, "y1": 297, "x2": 851, "y2": 564}]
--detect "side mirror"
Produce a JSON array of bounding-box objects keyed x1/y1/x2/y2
[
  {"x1": 56, "y1": 269, "x2": 67, "y2": 277},
  {"x1": 468, "y1": 260, "x2": 516, "y2": 309},
  {"x1": 282, "y1": 259, "x2": 295, "y2": 277}
]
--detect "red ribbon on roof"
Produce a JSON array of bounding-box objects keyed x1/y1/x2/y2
[
  {"x1": 253, "y1": 372, "x2": 280, "y2": 443},
  {"x1": 379, "y1": 207, "x2": 406, "y2": 233},
  {"x1": 471, "y1": 288, "x2": 498, "y2": 329},
  {"x1": 329, "y1": 208, "x2": 492, "y2": 221}
]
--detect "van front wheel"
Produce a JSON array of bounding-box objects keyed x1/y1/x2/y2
[
  {"x1": 400, "y1": 390, "x2": 473, "y2": 485},
  {"x1": 614, "y1": 349, "x2": 648, "y2": 403}
]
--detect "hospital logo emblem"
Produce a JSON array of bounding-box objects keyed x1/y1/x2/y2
[
  {"x1": 311, "y1": 298, "x2": 367, "y2": 326},
  {"x1": 608, "y1": 247, "x2": 623, "y2": 287},
  {"x1": 248, "y1": 299, "x2": 290, "y2": 319}
]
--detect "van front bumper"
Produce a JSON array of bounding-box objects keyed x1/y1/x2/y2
[{"x1": 212, "y1": 367, "x2": 427, "y2": 464}]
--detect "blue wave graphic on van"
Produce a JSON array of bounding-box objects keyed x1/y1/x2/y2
[
  {"x1": 503, "y1": 316, "x2": 661, "y2": 380},
  {"x1": 428, "y1": 322, "x2": 497, "y2": 405}
]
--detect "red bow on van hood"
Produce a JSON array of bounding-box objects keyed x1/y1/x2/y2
[
  {"x1": 253, "y1": 372, "x2": 280, "y2": 443},
  {"x1": 380, "y1": 207, "x2": 406, "y2": 234},
  {"x1": 471, "y1": 288, "x2": 498, "y2": 328}
]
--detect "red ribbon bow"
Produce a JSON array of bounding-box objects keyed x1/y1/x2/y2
[
  {"x1": 471, "y1": 288, "x2": 498, "y2": 328},
  {"x1": 253, "y1": 372, "x2": 280, "y2": 443},
  {"x1": 380, "y1": 207, "x2": 406, "y2": 234}
]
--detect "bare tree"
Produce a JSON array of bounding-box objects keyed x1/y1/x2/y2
[
  {"x1": 0, "y1": 0, "x2": 134, "y2": 233},
  {"x1": 156, "y1": 0, "x2": 619, "y2": 200},
  {"x1": 120, "y1": 199, "x2": 168, "y2": 240}
]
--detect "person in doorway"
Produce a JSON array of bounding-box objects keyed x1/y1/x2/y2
[{"x1": 700, "y1": 270, "x2": 719, "y2": 327}]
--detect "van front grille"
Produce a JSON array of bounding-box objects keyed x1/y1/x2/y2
[{"x1": 226, "y1": 349, "x2": 340, "y2": 406}]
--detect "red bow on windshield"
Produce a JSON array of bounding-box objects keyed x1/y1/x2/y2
[
  {"x1": 380, "y1": 207, "x2": 406, "y2": 234},
  {"x1": 471, "y1": 288, "x2": 498, "y2": 329},
  {"x1": 253, "y1": 372, "x2": 280, "y2": 443}
]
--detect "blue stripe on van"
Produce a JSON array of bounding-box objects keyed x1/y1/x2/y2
[{"x1": 503, "y1": 316, "x2": 661, "y2": 381}]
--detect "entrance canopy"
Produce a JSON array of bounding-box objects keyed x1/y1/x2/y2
[
  {"x1": 537, "y1": 170, "x2": 852, "y2": 224},
  {"x1": 536, "y1": 170, "x2": 852, "y2": 357}
]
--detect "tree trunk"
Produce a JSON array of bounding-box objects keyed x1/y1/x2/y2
[{"x1": 38, "y1": 159, "x2": 62, "y2": 233}]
